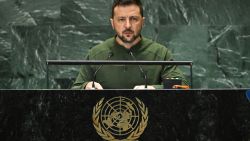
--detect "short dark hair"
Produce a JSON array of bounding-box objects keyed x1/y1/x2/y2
[{"x1": 111, "y1": 0, "x2": 143, "y2": 18}]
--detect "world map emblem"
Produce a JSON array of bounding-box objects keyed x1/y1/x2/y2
[{"x1": 92, "y1": 96, "x2": 148, "y2": 141}]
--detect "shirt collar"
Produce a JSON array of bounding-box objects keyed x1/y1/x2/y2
[{"x1": 113, "y1": 35, "x2": 144, "y2": 53}]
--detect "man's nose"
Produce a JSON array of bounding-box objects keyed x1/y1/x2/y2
[{"x1": 125, "y1": 19, "x2": 132, "y2": 28}]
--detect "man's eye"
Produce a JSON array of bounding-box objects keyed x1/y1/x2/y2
[
  {"x1": 131, "y1": 17, "x2": 138, "y2": 21},
  {"x1": 118, "y1": 18, "x2": 126, "y2": 22},
  {"x1": 131, "y1": 17, "x2": 139, "y2": 22}
]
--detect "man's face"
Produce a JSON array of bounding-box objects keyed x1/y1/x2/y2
[{"x1": 111, "y1": 4, "x2": 144, "y2": 44}]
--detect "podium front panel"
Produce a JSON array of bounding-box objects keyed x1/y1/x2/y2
[{"x1": 0, "y1": 90, "x2": 249, "y2": 141}]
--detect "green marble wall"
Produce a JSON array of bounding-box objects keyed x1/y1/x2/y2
[{"x1": 0, "y1": 0, "x2": 250, "y2": 89}]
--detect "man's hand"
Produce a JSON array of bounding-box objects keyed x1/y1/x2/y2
[
  {"x1": 85, "y1": 81, "x2": 103, "y2": 90},
  {"x1": 133, "y1": 85, "x2": 155, "y2": 90}
]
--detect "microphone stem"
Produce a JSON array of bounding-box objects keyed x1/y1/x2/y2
[
  {"x1": 129, "y1": 51, "x2": 148, "y2": 88},
  {"x1": 92, "y1": 52, "x2": 113, "y2": 89}
]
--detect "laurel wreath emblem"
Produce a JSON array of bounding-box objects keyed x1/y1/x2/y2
[{"x1": 92, "y1": 97, "x2": 148, "y2": 141}]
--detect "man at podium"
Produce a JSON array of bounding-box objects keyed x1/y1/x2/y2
[{"x1": 72, "y1": 0, "x2": 188, "y2": 89}]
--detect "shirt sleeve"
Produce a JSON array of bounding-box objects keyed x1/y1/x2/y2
[
  {"x1": 160, "y1": 49, "x2": 189, "y2": 86},
  {"x1": 71, "y1": 54, "x2": 94, "y2": 89}
]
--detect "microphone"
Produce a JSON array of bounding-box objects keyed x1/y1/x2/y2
[
  {"x1": 92, "y1": 52, "x2": 113, "y2": 88},
  {"x1": 128, "y1": 50, "x2": 148, "y2": 88}
]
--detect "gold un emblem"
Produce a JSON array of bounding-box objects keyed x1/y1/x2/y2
[{"x1": 92, "y1": 96, "x2": 148, "y2": 141}]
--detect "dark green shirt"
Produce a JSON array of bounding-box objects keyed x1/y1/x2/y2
[{"x1": 72, "y1": 37, "x2": 187, "y2": 89}]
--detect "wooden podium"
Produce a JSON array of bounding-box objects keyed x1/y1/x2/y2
[{"x1": 0, "y1": 90, "x2": 249, "y2": 141}]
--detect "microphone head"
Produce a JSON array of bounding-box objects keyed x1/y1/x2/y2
[
  {"x1": 127, "y1": 49, "x2": 133, "y2": 56},
  {"x1": 108, "y1": 52, "x2": 113, "y2": 58}
]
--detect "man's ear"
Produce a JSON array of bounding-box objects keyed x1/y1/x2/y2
[
  {"x1": 142, "y1": 17, "x2": 145, "y2": 27},
  {"x1": 110, "y1": 18, "x2": 114, "y2": 30}
]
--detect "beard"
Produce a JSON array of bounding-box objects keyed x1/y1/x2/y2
[{"x1": 117, "y1": 29, "x2": 141, "y2": 44}]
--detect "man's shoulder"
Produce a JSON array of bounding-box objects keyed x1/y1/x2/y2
[
  {"x1": 91, "y1": 37, "x2": 114, "y2": 50},
  {"x1": 142, "y1": 37, "x2": 169, "y2": 51},
  {"x1": 89, "y1": 37, "x2": 114, "y2": 58},
  {"x1": 94, "y1": 37, "x2": 114, "y2": 48},
  {"x1": 140, "y1": 37, "x2": 171, "y2": 60}
]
